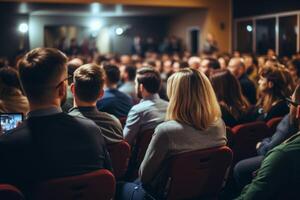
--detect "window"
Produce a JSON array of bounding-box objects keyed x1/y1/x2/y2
[
  {"x1": 236, "y1": 20, "x2": 253, "y2": 53},
  {"x1": 279, "y1": 15, "x2": 297, "y2": 57},
  {"x1": 256, "y1": 18, "x2": 276, "y2": 55}
]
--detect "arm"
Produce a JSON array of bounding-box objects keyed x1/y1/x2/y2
[
  {"x1": 236, "y1": 149, "x2": 289, "y2": 200},
  {"x1": 257, "y1": 114, "x2": 295, "y2": 155},
  {"x1": 123, "y1": 107, "x2": 141, "y2": 145},
  {"x1": 139, "y1": 127, "x2": 169, "y2": 184}
]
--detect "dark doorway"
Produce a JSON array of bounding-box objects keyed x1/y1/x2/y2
[{"x1": 189, "y1": 28, "x2": 200, "y2": 55}]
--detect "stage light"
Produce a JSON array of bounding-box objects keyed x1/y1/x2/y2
[
  {"x1": 246, "y1": 25, "x2": 253, "y2": 32},
  {"x1": 115, "y1": 27, "x2": 124, "y2": 35},
  {"x1": 19, "y1": 23, "x2": 28, "y2": 33},
  {"x1": 90, "y1": 20, "x2": 102, "y2": 31}
]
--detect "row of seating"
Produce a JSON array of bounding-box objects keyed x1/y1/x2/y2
[
  {"x1": 0, "y1": 146, "x2": 233, "y2": 200},
  {"x1": 0, "y1": 117, "x2": 283, "y2": 200}
]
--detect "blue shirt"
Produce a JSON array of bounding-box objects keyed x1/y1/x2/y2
[
  {"x1": 96, "y1": 88, "x2": 133, "y2": 118},
  {"x1": 123, "y1": 93, "x2": 168, "y2": 144}
]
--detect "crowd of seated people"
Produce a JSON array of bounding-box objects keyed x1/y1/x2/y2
[{"x1": 1, "y1": 45, "x2": 300, "y2": 199}]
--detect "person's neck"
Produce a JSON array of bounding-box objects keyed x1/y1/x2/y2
[
  {"x1": 142, "y1": 92, "x2": 155, "y2": 99},
  {"x1": 29, "y1": 102, "x2": 60, "y2": 112},
  {"x1": 105, "y1": 83, "x2": 118, "y2": 89},
  {"x1": 73, "y1": 99, "x2": 96, "y2": 108}
]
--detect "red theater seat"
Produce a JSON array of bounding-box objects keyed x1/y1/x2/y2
[
  {"x1": 163, "y1": 146, "x2": 233, "y2": 200},
  {"x1": 126, "y1": 129, "x2": 155, "y2": 180},
  {"x1": 32, "y1": 169, "x2": 115, "y2": 200},
  {"x1": 231, "y1": 121, "x2": 271, "y2": 163},
  {"x1": 107, "y1": 140, "x2": 131, "y2": 179},
  {"x1": 0, "y1": 184, "x2": 24, "y2": 200}
]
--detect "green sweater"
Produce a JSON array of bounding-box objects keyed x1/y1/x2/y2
[{"x1": 236, "y1": 132, "x2": 300, "y2": 200}]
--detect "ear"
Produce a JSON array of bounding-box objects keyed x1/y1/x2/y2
[
  {"x1": 70, "y1": 83, "x2": 75, "y2": 95},
  {"x1": 98, "y1": 88, "x2": 104, "y2": 99},
  {"x1": 267, "y1": 81, "x2": 274, "y2": 89},
  {"x1": 296, "y1": 106, "x2": 300, "y2": 119},
  {"x1": 58, "y1": 81, "x2": 67, "y2": 97},
  {"x1": 139, "y1": 83, "x2": 144, "y2": 92}
]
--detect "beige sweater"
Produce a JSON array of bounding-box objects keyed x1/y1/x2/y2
[{"x1": 139, "y1": 118, "x2": 227, "y2": 193}]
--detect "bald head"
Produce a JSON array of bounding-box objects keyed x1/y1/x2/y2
[{"x1": 228, "y1": 57, "x2": 245, "y2": 78}]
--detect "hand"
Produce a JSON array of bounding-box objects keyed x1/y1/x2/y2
[{"x1": 256, "y1": 142, "x2": 261, "y2": 150}]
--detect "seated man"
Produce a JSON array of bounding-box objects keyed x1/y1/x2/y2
[
  {"x1": 69, "y1": 63, "x2": 123, "y2": 144},
  {"x1": 97, "y1": 64, "x2": 133, "y2": 118},
  {"x1": 119, "y1": 65, "x2": 138, "y2": 102},
  {"x1": 123, "y1": 67, "x2": 168, "y2": 145},
  {"x1": 236, "y1": 85, "x2": 300, "y2": 199},
  {"x1": 228, "y1": 58, "x2": 257, "y2": 105},
  {"x1": 0, "y1": 48, "x2": 111, "y2": 192}
]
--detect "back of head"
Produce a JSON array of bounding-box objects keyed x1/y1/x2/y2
[
  {"x1": 73, "y1": 64, "x2": 104, "y2": 103},
  {"x1": 103, "y1": 64, "x2": 120, "y2": 85},
  {"x1": 67, "y1": 58, "x2": 84, "y2": 84},
  {"x1": 125, "y1": 65, "x2": 137, "y2": 81},
  {"x1": 210, "y1": 69, "x2": 249, "y2": 118},
  {"x1": 0, "y1": 67, "x2": 22, "y2": 97},
  {"x1": 166, "y1": 68, "x2": 221, "y2": 130},
  {"x1": 136, "y1": 67, "x2": 161, "y2": 94},
  {"x1": 228, "y1": 57, "x2": 245, "y2": 78},
  {"x1": 18, "y1": 48, "x2": 67, "y2": 103}
]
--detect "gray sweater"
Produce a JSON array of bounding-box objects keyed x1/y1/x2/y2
[{"x1": 139, "y1": 118, "x2": 227, "y2": 193}]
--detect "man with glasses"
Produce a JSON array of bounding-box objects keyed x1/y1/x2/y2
[
  {"x1": 0, "y1": 48, "x2": 111, "y2": 193},
  {"x1": 236, "y1": 85, "x2": 300, "y2": 199}
]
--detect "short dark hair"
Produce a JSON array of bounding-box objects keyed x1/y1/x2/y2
[
  {"x1": 125, "y1": 65, "x2": 137, "y2": 81},
  {"x1": 0, "y1": 67, "x2": 21, "y2": 90},
  {"x1": 103, "y1": 64, "x2": 120, "y2": 84},
  {"x1": 205, "y1": 58, "x2": 221, "y2": 69},
  {"x1": 18, "y1": 48, "x2": 67, "y2": 102},
  {"x1": 74, "y1": 64, "x2": 104, "y2": 102},
  {"x1": 137, "y1": 67, "x2": 161, "y2": 94}
]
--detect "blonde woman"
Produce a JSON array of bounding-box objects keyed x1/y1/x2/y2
[{"x1": 116, "y1": 68, "x2": 227, "y2": 200}]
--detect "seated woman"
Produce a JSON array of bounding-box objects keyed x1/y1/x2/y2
[
  {"x1": 0, "y1": 67, "x2": 29, "y2": 115},
  {"x1": 117, "y1": 68, "x2": 227, "y2": 200},
  {"x1": 210, "y1": 69, "x2": 250, "y2": 127},
  {"x1": 252, "y1": 66, "x2": 289, "y2": 121}
]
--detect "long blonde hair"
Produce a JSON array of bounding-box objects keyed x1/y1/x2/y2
[{"x1": 166, "y1": 68, "x2": 221, "y2": 130}]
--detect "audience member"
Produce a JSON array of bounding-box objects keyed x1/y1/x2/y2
[
  {"x1": 97, "y1": 64, "x2": 133, "y2": 118},
  {"x1": 68, "y1": 63, "x2": 123, "y2": 144},
  {"x1": 61, "y1": 58, "x2": 83, "y2": 112},
  {"x1": 0, "y1": 48, "x2": 111, "y2": 194},
  {"x1": 235, "y1": 85, "x2": 300, "y2": 199},
  {"x1": 210, "y1": 69, "x2": 250, "y2": 127},
  {"x1": 228, "y1": 57, "x2": 257, "y2": 105},
  {"x1": 199, "y1": 57, "x2": 220, "y2": 77},
  {"x1": 252, "y1": 66, "x2": 289, "y2": 121},
  {"x1": 288, "y1": 58, "x2": 300, "y2": 85},
  {"x1": 119, "y1": 65, "x2": 138, "y2": 101},
  {"x1": 123, "y1": 67, "x2": 168, "y2": 145},
  {"x1": 117, "y1": 68, "x2": 226, "y2": 199},
  {"x1": 0, "y1": 67, "x2": 29, "y2": 115}
]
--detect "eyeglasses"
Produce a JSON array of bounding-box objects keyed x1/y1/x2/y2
[
  {"x1": 285, "y1": 97, "x2": 300, "y2": 107},
  {"x1": 55, "y1": 75, "x2": 72, "y2": 89}
]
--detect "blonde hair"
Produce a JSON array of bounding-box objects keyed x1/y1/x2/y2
[{"x1": 166, "y1": 68, "x2": 221, "y2": 130}]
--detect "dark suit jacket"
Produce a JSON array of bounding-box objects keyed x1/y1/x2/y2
[
  {"x1": 0, "y1": 112, "x2": 112, "y2": 192},
  {"x1": 239, "y1": 74, "x2": 257, "y2": 105}
]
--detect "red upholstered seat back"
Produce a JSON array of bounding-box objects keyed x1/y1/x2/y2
[
  {"x1": 231, "y1": 121, "x2": 271, "y2": 163},
  {"x1": 0, "y1": 184, "x2": 24, "y2": 200},
  {"x1": 165, "y1": 146, "x2": 233, "y2": 200},
  {"x1": 107, "y1": 140, "x2": 131, "y2": 179},
  {"x1": 32, "y1": 169, "x2": 115, "y2": 200}
]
